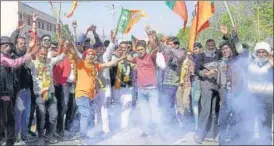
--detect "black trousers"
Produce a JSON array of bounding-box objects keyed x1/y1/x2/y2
[
  {"x1": 65, "y1": 89, "x2": 76, "y2": 131},
  {"x1": 36, "y1": 93, "x2": 58, "y2": 138},
  {"x1": 55, "y1": 83, "x2": 76, "y2": 134},
  {"x1": 196, "y1": 82, "x2": 220, "y2": 140},
  {"x1": 0, "y1": 97, "x2": 15, "y2": 145}
]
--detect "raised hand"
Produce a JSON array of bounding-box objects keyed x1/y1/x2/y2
[
  {"x1": 91, "y1": 25, "x2": 97, "y2": 32},
  {"x1": 63, "y1": 41, "x2": 73, "y2": 54},
  {"x1": 86, "y1": 25, "x2": 93, "y2": 32},
  {"x1": 231, "y1": 25, "x2": 237, "y2": 33},
  {"x1": 110, "y1": 29, "x2": 116, "y2": 44},
  {"x1": 72, "y1": 20, "x2": 77, "y2": 28},
  {"x1": 145, "y1": 25, "x2": 152, "y2": 34},
  {"x1": 33, "y1": 10, "x2": 38, "y2": 22},
  {"x1": 17, "y1": 20, "x2": 25, "y2": 30},
  {"x1": 220, "y1": 24, "x2": 228, "y2": 35}
]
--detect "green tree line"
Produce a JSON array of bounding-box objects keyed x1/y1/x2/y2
[{"x1": 176, "y1": 1, "x2": 273, "y2": 51}]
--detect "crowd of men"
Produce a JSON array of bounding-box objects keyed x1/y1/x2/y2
[{"x1": 0, "y1": 12, "x2": 273, "y2": 146}]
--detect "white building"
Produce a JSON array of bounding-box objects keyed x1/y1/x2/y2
[{"x1": 1, "y1": 1, "x2": 57, "y2": 39}]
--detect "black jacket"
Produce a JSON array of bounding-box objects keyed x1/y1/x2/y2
[
  {"x1": 11, "y1": 51, "x2": 33, "y2": 93},
  {"x1": 0, "y1": 65, "x2": 15, "y2": 98}
]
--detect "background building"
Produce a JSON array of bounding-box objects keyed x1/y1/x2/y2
[{"x1": 1, "y1": 1, "x2": 57, "y2": 39}]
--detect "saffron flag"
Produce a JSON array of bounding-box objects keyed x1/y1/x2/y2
[
  {"x1": 116, "y1": 8, "x2": 147, "y2": 34},
  {"x1": 166, "y1": 1, "x2": 188, "y2": 29},
  {"x1": 66, "y1": 1, "x2": 78, "y2": 18},
  {"x1": 131, "y1": 35, "x2": 138, "y2": 51},
  {"x1": 189, "y1": 1, "x2": 214, "y2": 52}
]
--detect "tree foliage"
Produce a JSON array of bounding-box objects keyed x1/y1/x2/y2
[
  {"x1": 51, "y1": 24, "x2": 73, "y2": 42},
  {"x1": 176, "y1": 27, "x2": 190, "y2": 50},
  {"x1": 176, "y1": 1, "x2": 273, "y2": 51}
]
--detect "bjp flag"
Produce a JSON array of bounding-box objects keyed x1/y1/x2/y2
[
  {"x1": 116, "y1": 8, "x2": 147, "y2": 34},
  {"x1": 189, "y1": 0, "x2": 215, "y2": 52}
]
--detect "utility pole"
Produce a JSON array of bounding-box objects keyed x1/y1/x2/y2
[{"x1": 105, "y1": 4, "x2": 116, "y2": 29}]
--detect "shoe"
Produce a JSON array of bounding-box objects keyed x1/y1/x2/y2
[
  {"x1": 14, "y1": 140, "x2": 25, "y2": 145},
  {"x1": 140, "y1": 132, "x2": 148, "y2": 138},
  {"x1": 193, "y1": 135, "x2": 202, "y2": 144},
  {"x1": 22, "y1": 135, "x2": 37, "y2": 142},
  {"x1": 54, "y1": 132, "x2": 64, "y2": 140},
  {"x1": 35, "y1": 138, "x2": 45, "y2": 146},
  {"x1": 75, "y1": 134, "x2": 89, "y2": 144},
  {"x1": 29, "y1": 131, "x2": 37, "y2": 137},
  {"x1": 44, "y1": 136, "x2": 58, "y2": 144}
]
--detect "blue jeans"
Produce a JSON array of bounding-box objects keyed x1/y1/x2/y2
[
  {"x1": 191, "y1": 79, "x2": 201, "y2": 130},
  {"x1": 15, "y1": 89, "x2": 31, "y2": 137},
  {"x1": 138, "y1": 87, "x2": 161, "y2": 133},
  {"x1": 76, "y1": 97, "x2": 95, "y2": 137}
]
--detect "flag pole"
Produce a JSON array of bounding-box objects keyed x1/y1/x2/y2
[
  {"x1": 58, "y1": 1, "x2": 61, "y2": 24},
  {"x1": 223, "y1": 1, "x2": 235, "y2": 27}
]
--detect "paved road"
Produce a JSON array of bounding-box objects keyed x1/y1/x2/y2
[{"x1": 52, "y1": 128, "x2": 218, "y2": 145}]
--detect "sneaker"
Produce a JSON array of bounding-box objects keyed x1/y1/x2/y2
[
  {"x1": 22, "y1": 135, "x2": 37, "y2": 142},
  {"x1": 44, "y1": 136, "x2": 58, "y2": 144}
]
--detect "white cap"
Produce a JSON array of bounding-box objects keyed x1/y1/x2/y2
[{"x1": 253, "y1": 42, "x2": 271, "y2": 56}]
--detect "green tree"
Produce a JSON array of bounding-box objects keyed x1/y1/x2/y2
[
  {"x1": 176, "y1": 1, "x2": 273, "y2": 51},
  {"x1": 176, "y1": 27, "x2": 190, "y2": 50},
  {"x1": 254, "y1": 1, "x2": 273, "y2": 40},
  {"x1": 51, "y1": 24, "x2": 73, "y2": 42}
]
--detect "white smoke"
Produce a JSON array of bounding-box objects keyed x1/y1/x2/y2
[{"x1": 227, "y1": 54, "x2": 273, "y2": 145}]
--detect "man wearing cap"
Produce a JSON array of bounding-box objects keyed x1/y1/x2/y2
[
  {"x1": 0, "y1": 35, "x2": 37, "y2": 145},
  {"x1": 245, "y1": 42, "x2": 273, "y2": 144},
  {"x1": 69, "y1": 43, "x2": 125, "y2": 143}
]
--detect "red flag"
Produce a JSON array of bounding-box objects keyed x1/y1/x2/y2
[{"x1": 166, "y1": 1, "x2": 188, "y2": 29}]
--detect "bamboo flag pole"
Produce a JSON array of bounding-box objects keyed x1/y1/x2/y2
[
  {"x1": 57, "y1": 1, "x2": 61, "y2": 24},
  {"x1": 224, "y1": 1, "x2": 235, "y2": 27}
]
